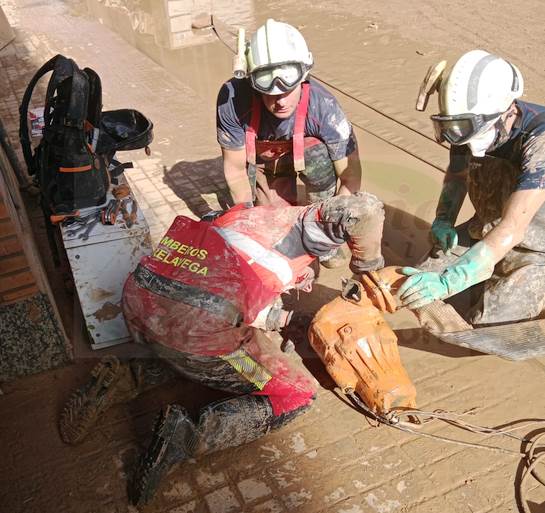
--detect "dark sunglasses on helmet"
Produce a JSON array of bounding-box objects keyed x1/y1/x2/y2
[{"x1": 431, "y1": 112, "x2": 502, "y2": 145}]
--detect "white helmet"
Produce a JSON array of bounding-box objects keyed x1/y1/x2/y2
[
  {"x1": 431, "y1": 50, "x2": 523, "y2": 146},
  {"x1": 246, "y1": 19, "x2": 313, "y2": 95},
  {"x1": 439, "y1": 49, "x2": 523, "y2": 116}
]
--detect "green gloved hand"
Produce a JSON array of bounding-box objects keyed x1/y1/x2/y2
[
  {"x1": 431, "y1": 218, "x2": 458, "y2": 255},
  {"x1": 398, "y1": 241, "x2": 495, "y2": 309},
  {"x1": 397, "y1": 268, "x2": 449, "y2": 309},
  {"x1": 430, "y1": 177, "x2": 467, "y2": 255}
]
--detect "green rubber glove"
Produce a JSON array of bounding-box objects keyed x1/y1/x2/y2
[
  {"x1": 430, "y1": 177, "x2": 467, "y2": 255},
  {"x1": 398, "y1": 241, "x2": 495, "y2": 309},
  {"x1": 431, "y1": 218, "x2": 458, "y2": 254},
  {"x1": 397, "y1": 269, "x2": 448, "y2": 309}
]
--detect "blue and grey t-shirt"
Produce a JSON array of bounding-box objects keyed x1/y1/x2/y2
[
  {"x1": 449, "y1": 100, "x2": 545, "y2": 190},
  {"x1": 216, "y1": 77, "x2": 356, "y2": 161}
]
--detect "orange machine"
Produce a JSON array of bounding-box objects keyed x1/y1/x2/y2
[{"x1": 308, "y1": 267, "x2": 416, "y2": 415}]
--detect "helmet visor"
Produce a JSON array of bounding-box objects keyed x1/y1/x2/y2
[
  {"x1": 250, "y1": 63, "x2": 305, "y2": 94},
  {"x1": 431, "y1": 112, "x2": 501, "y2": 145}
]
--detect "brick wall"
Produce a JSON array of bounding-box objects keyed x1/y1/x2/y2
[
  {"x1": 0, "y1": 182, "x2": 39, "y2": 306},
  {"x1": 0, "y1": 128, "x2": 71, "y2": 379}
]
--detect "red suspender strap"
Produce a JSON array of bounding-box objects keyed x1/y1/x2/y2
[
  {"x1": 245, "y1": 94, "x2": 261, "y2": 166},
  {"x1": 292, "y1": 82, "x2": 310, "y2": 172}
]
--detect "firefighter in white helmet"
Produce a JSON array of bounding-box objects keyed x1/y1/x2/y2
[
  {"x1": 398, "y1": 50, "x2": 545, "y2": 326},
  {"x1": 216, "y1": 19, "x2": 363, "y2": 267}
]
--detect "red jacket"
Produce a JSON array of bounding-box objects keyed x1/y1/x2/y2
[{"x1": 123, "y1": 205, "x2": 316, "y2": 355}]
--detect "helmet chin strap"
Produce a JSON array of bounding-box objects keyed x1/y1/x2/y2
[
  {"x1": 488, "y1": 103, "x2": 519, "y2": 152},
  {"x1": 490, "y1": 119, "x2": 507, "y2": 151}
]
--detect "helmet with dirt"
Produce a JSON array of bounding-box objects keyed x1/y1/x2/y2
[
  {"x1": 246, "y1": 19, "x2": 313, "y2": 95},
  {"x1": 431, "y1": 50, "x2": 523, "y2": 153}
]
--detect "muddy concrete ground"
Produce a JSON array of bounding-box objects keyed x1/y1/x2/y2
[{"x1": 2, "y1": 1, "x2": 545, "y2": 512}]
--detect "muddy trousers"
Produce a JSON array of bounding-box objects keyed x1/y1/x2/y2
[
  {"x1": 131, "y1": 393, "x2": 311, "y2": 506},
  {"x1": 416, "y1": 222, "x2": 545, "y2": 328},
  {"x1": 150, "y1": 328, "x2": 318, "y2": 455},
  {"x1": 129, "y1": 332, "x2": 317, "y2": 505},
  {"x1": 252, "y1": 142, "x2": 337, "y2": 206}
]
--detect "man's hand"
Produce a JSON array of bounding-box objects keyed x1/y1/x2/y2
[
  {"x1": 334, "y1": 148, "x2": 362, "y2": 196},
  {"x1": 397, "y1": 267, "x2": 449, "y2": 309},
  {"x1": 431, "y1": 218, "x2": 458, "y2": 255},
  {"x1": 398, "y1": 240, "x2": 496, "y2": 310}
]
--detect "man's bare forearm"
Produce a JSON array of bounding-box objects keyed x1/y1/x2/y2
[
  {"x1": 225, "y1": 165, "x2": 252, "y2": 204},
  {"x1": 222, "y1": 147, "x2": 253, "y2": 204},
  {"x1": 334, "y1": 150, "x2": 362, "y2": 195},
  {"x1": 482, "y1": 188, "x2": 545, "y2": 262}
]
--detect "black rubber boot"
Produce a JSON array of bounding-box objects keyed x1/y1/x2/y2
[
  {"x1": 130, "y1": 396, "x2": 276, "y2": 506},
  {"x1": 130, "y1": 395, "x2": 312, "y2": 506},
  {"x1": 129, "y1": 404, "x2": 196, "y2": 506}
]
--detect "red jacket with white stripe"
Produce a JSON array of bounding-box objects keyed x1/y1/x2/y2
[{"x1": 139, "y1": 205, "x2": 315, "y2": 325}]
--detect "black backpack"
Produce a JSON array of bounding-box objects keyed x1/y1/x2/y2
[{"x1": 19, "y1": 54, "x2": 153, "y2": 216}]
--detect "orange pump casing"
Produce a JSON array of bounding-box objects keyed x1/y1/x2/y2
[{"x1": 308, "y1": 268, "x2": 416, "y2": 414}]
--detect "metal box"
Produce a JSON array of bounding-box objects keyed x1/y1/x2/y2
[{"x1": 62, "y1": 192, "x2": 151, "y2": 349}]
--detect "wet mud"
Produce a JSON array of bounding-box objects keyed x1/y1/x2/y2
[{"x1": 3, "y1": 0, "x2": 545, "y2": 512}]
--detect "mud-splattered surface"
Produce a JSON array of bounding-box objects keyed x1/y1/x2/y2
[
  {"x1": 93, "y1": 301, "x2": 123, "y2": 322},
  {"x1": 3, "y1": 1, "x2": 545, "y2": 512}
]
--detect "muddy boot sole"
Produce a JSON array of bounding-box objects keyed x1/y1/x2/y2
[
  {"x1": 129, "y1": 404, "x2": 193, "y2": 506},
  {"x1": 59, "y1": 355, "x2": 138, "y2": 445}
]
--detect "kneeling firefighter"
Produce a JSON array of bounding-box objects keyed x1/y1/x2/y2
[
  {"x1": 405, "y1": 50, "x2": 545, "y2": 334},
  {"x1": 59, "y1": 192, "x2": 385, "y2": 505}
]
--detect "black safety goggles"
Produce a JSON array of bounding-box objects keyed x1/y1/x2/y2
[
  {"x1": 249, "y1": 62, "x2": 309, "y2": 94},
  {"x1": 431, "y1": 112, "x2": 502, "y2": 144}
]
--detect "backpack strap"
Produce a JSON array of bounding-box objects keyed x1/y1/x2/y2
[
  {"x1": 83, "y1": 67, "x2": 102, "y2": 129},
  {"x1": 65, "y1": 69, "x2": 89, "y2": 128},
  {"x1": 109, "y1": 159, "x2": 134, "y2": 185},
  {"x1": 41, "y1": 56, "x2": 87, "y2": 129},
  {"x1": 18, "y1": 54, "x2": 66, "y2": 175}
]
